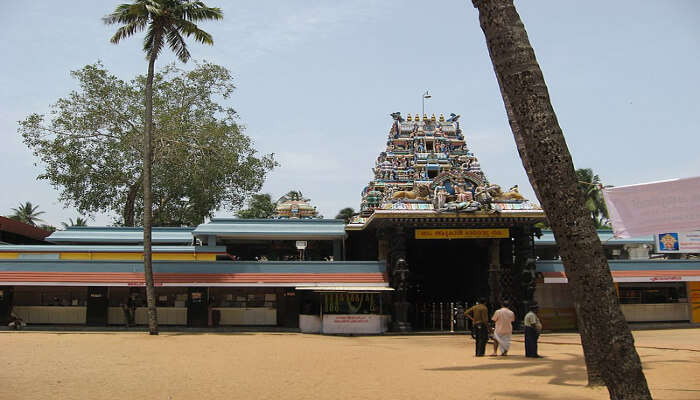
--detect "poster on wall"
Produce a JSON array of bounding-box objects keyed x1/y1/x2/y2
[{"x1": 655, "y1": 231, "x2": 700, "y2": 253}]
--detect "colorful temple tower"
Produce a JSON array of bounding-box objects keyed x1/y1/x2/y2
[
  {"x1": 347, "y1": 112, "x2": 546, "y2": 331},
  {"x1": 356, "y1": 112, "x2": 538, "y2": 219}
]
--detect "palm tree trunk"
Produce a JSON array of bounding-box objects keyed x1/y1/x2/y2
[
  {"x1": 470, "y1": 1, "x2": 650, "y2": 398},
  {"x1": 144, "y1": 53, "x2": 159, "y2": 335}
]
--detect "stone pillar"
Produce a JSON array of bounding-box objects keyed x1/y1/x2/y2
[
  {"x1": 488, "y1": 239, "x2": 501, "y2": 307},
  {"x1": 388, "y1": 226, "x2": 411, "y2": 332}
]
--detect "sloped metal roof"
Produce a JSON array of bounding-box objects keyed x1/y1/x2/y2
[
  {"x1": 535, "y1": 230, "x2": 653, "y2": 246},
  {"x1": 0, "y1": 245, "x2": 225, "y2": 253},
  {"x1": 47, "y1": 227, "x2": 194, "y2": 244},
  {"x1": 193, "y1": 218, "x2": 347, "y2": 240},
  {"x1": 537, "y1": 259, "x2": 700, "y2": 272},
  {"x1": 0, "y1": 260, "x2": 385, "y2": 274}
]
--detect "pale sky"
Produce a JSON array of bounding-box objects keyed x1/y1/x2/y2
[{"x1": 1, "y1": 0, "x2": 699, "y2": 227}]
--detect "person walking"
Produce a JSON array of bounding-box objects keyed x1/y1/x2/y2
[
  {"x1": 464, "y1": 297, "x2": 489, "y2": 356},
  {"x1": 491, "y1": 300, "x2": 515, "y2": 356},
  {"x1": 524, "y1": 303, "x2": 543, "y2": 358}
]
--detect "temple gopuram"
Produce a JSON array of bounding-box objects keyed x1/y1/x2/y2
[
  {"x1": 346, "y1": 112, "x2": 546, "y2": 331},
  {"x1": 274, "y1": 199, "x2": 319, "y2": 219}
]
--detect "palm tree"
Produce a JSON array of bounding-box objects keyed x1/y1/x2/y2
[
  {"x1": 279, "y1": 190, "x2": 307, "y2": 202},
  {"x1": 104, "y1": 0, "x2": 222, "y2": 335},
  {"x1": 9, "y1": 202, "x2": 45, "y2": 226},
  {"x1": 61, "y1": 217, "x2": 88, "y2": 229},
  {"x1": 335, "y1": 207, "x2": 355, "y2": 224},
  {"x1": 470, "y1": 1, "x2": 650, "y2": 398},
  {"x1": 576, "y1": 168, "x2": 610, "y2": 228}
]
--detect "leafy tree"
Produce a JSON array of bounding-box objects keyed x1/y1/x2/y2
[
  {"x1": 237, "y1": 194, "x2": 277, "y2": 219},
  {"x1": 20, "y1": 63, "x2": 274, "y2": 227},
  {"x1": 471, "y1": 1, "x2": 650, "y2": 398},
  {"x1": 61, "y1": 217, "x2": 88, "y2": 229},
  {"x1": 9, "y1": 202, "x2": 45, "y2": 226},
  {"x1": 279, "y1": 190, "x2": 307, "y2": 202},
  {"x1": 576, "y1": 168, "x2": 611, "y2": 228},
  {"x1": 103, "y1": 0, "x2": 223, "y2": 335},
  {"x1": 335, "y1": 207, "x2": 355, "y2": 224}
]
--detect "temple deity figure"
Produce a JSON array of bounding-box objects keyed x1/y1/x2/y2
[
  {"x1": 456, "y1": 184, "x2": 473, "y2": 203},
  {"x1": 434, "y1": 187, "x2": 448, "y2": 209}
]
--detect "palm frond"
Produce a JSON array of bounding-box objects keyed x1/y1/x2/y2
[
  {"x1": 144, "y1": 23, "x2": 165, "y2": 61},
  {"x1": 178, "y1": 20, "x2": 214, "y2": 45},
  {"x1": 109, "y1": 19, "x2": 148, "y2": 44},
  {"x1": 166, "y1": 27, "x2": 191, "y2": 62},
  {"x1": 103, "y1": 3, "x2": 148, "y2": 25},
  {"x1": 182, "y1": 3, "x2": 223, "y2": 22}
]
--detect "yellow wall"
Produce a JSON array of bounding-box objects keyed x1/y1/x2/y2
[
  {"x1": 689, "y1": 282, "x2": 700, "y2": 323},
  {"x1": 0, "y1": 252, "x2": 19, "y2": 259}
]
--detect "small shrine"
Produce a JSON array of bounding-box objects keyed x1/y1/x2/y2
[
  {"x1": 354, "y1": 112, "x2": 540, "y2": 223},
  {"x1": 274, "y1": 199, "x2": 319, "y2": 219}
]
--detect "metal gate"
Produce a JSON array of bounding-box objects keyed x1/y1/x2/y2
[{"x1": 413, "y1": 301, "x2": 476, "y2": 332}]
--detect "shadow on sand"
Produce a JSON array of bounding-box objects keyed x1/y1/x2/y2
[{"x1": 426, "y1": 352, "x2": 590, "y2": 388}]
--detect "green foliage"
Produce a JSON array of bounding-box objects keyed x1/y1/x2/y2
[
  {"x1": 19, "y1": 62, "x2": 277, "y2": 226},
  {"x1": 39, "y1": 224, "x2": 57, "y2": 233},
  {"x1": 9, "y1": 202, "x2": 45, "y2": 226},
  {"x1": 335, "y1": 207, "x2": 355, "y2": 223},
  {"x1": 236, "y1": 193, "x2": 277, "y2": 219},
  {"x1": 61, "y1": 217, "x2": 88, "y2": 229},
  {"x1": 576, "y1": 168, "x2": 611, "y2": 228},
  {"x1": 279, "y1": 190, "x2": 307, "y2": 202},
  {"x1": 104, "y1": 0, "x2": 223, "y2": 63}
]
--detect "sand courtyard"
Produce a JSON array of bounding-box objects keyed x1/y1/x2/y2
[{"x1": 2, "y1": 328, "x2": 699, "y2": 399}]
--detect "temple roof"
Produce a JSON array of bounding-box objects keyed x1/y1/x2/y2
[
  {"x1": 193, "y1": 218, "x2": 346, "y2": 240},
  {"x1": 47, "y1": 226, "x2": 194, "y2": 244}
]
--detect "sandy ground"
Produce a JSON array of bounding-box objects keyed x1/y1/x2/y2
[{"x1": 1, "y1": 329, "x2": 699, "y2": 400}]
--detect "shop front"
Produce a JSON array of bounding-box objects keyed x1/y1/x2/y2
[
  {"x1": 297, "y1": 287, "x2": 393, "y2": 334},
  {"x1": 538, "y1": 259, "x2": 700, "y2": 325},
  {"x1": 11, "y1": 286, "x2": 88, "y2": 324},
  {"x1": 209, "y1": 287, "x2": 278, "y2": 326},
  {"x1": 618, "y1": 282, "x2": 690, "y2": 322}
]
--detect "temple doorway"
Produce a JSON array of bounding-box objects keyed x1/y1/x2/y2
[{"x1": 406, "y1": 236, "x2": 491, "y2": 330}]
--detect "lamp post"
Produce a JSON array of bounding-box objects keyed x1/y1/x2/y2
[{"x1": 422, "y1": 90, "x2": 431, "y2": 116}]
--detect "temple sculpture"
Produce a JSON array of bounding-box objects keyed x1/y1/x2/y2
[{"x1": 354, "y1": 112, "x2": 540, "y2": 222}]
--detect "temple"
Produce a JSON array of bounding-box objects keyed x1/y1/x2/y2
[
  {"x1": 345, "y1": 112, "x2": 545, "y2": 330},
  {"x1": 1, "y1": 112, "x2": 698, "y2": 332}
]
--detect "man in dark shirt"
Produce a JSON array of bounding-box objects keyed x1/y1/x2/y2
[{"x1": 464, "y1": 297, "x2": 489, "y2": 356}]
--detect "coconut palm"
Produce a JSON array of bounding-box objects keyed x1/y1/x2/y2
[
  {"x1": 104, "y1": 0, "x2": 222, "y2": 335},
  {"x1": 335, "y1": 207, "x2": 355, "y2": 224},
  {"x1": 61, "y1": 217, "x2": 88, "y2": 229},
  {"x1": 470, "y1": 0, "x2": 650, "y2": 397},
  {"x1": 9, "y1": 202, "x2": 45, "y2": 226},
  {"x1": 576, "y1": 168, "x2": 610, "y2": 228}
]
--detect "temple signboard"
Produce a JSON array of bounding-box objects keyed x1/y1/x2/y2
[{"x1": 415, "y1": 228, "x2": 509, "y2": 239}]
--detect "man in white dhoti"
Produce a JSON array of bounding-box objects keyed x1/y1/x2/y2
[{"x1": 491, "y1": 300, "x2": 515, "y2": 356}]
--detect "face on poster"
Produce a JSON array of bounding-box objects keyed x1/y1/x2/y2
[{"x1": 656, "y1": 231, "x2": 700, "y2": 253}]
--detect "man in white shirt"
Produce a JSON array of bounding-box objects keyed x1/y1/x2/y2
[
  {"x1": 524, "y1": 303, "x2": 543, "y2": 358},
  {"x1": 491, "y1": 300, "x2": 515, "y2": 356}
]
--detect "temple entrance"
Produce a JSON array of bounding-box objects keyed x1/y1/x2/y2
[
  {"x1": 407, "y1": 237, "x2": 490, "y2": 302},
  {"x1": 406, "y1": 237, "x2": 490, "y2": 330}
]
